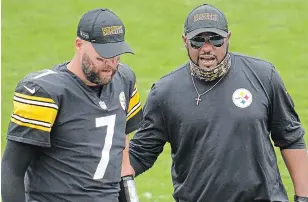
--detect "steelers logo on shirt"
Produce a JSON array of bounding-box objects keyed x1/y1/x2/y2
[{"x1": 232, "y1": 88, "x2": 253, "y2": 108}]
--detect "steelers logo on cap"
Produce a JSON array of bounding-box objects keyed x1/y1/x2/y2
[{"x1": 232, "y1": 88, "x2": 253, "y2": 108}]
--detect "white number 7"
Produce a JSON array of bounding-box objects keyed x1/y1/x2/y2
[{"x1": 93, "y1": 114, "x2": 116, "y2": 180}]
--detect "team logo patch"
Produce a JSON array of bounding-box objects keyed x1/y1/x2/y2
[
  {"x1": 99, "y1": 101, "x2": 107, "y2": 110},
  {"x1": 119, "y1": 92, "x2": 126, "y2": 110},
  {"x1": 232, "y1": 88, "x2": 253, "y2": 108},
  {"x1": 102, "y1": 26, "x2": 123, "y2": 36}
]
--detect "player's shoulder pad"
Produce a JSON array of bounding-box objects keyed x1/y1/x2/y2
[
  {"x1": 118, "y1": 63, "x2": 136, "y2": 81},
  {"x1": 15, "y1": 68, "x2": 63, "y2": 103},
  {"x1": 117, "y1": 63, "x2": 136, "y2": 83}
]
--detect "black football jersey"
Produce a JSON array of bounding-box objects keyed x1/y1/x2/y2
[{"x1": 7, "y1": 62, "x2": 143, "y2": 202}]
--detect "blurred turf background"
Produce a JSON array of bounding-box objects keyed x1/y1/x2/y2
[{"x1": 2, "y1": 0, "x2": 307, "y2": 201}]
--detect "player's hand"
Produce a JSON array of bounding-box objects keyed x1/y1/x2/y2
[
  {"x1": 121, "y1": 163, "x2": 135, "y2": 177},
  {"x1": 294, "y1": 195, "x2": 308, "y2": 202}
]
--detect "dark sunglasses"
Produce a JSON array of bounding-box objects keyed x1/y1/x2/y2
[{"x1": 189, "y1": 35, "x2": 225, "y2": 49}]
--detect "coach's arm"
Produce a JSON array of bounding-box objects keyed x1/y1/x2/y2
[
  {"x1": 128, "y1": 83, "x2": 168, "y2": 176},
  {"x1": 281, "y1": 146, "x2": 308, "y2": 198},
  {"x1": 1, "y1": 140, "x2": 39, "y2": 202},
  {"x1": 269, "y1": 68, "x2": 308, "y2": 200}
]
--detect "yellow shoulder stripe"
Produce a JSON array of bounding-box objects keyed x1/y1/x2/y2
[
  {"x1": 11, "y1": 117, "x2": 51, "y2": 132},
  {"x1": 126, "y1": 102, "x2": 142, "y2": 121},
  {"x1": 127, "y1": 88, "x2": 140, "y2": 113},
  {"x1": 13, "y1": 100, "x2": 58, "y2": 130},
  {"x1": 15, "y1": 92, "x2": 55, "y2": 103}
]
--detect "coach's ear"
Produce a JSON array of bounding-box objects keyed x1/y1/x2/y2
[{"x1": 182, "y1": 34, "x2": 188, "y2": 48}]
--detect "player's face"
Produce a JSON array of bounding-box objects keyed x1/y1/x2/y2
[
  {"x1": 183, "y1": 32, "x2": 231, "y2": 69},
  {"x1": 81, "y1": 42, "x2": 120, "y2": 85}
]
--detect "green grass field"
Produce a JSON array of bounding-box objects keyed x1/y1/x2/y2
[{"x1": 2, "y1": 0, "x2": 308, "y2": 201}]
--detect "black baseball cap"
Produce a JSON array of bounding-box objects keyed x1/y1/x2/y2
[
  {"x1": 77, "y1": 8, "x2": 133, "y2": 58},
  {"x1": 184, "y1": 4, "x2": 228, "y2": 39}
]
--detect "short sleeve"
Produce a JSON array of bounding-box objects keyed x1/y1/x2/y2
[
  {"x1": 6, "y1": 80, "x2": 59, "y2": 147},
  {"x1": 269, "y1": 69, "x2": 305, "y2": 148}
]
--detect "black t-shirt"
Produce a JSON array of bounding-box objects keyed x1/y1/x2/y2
[{"x1": 130, "y1": 52, "x2": 305, "y2": 202}]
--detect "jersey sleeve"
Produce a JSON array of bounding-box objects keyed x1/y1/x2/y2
[
  {"x1": 125, "y1": 76, "x2": 143, "y2": 134},
  {"x1": 269, "y1": 68, "x2": 305, "y2": 148},
  {"x1": 6, "y1": 80, "x2": 59, "y2": 147}
]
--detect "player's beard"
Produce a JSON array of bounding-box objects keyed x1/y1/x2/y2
[{"x1": 81, "y1": 54, "x2": 116, "y2": 85}]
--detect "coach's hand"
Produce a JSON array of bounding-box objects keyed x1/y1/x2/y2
[{"x1": 294, "y1": 195, "x2": 308, "y2": 202}]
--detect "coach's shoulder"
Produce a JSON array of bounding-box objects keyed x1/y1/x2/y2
[
  {"x1": 150, "y1": 63, "x2": 188, "y2": 96},
  {"x1": 232, "y1": 52, "x2": 275, "y2": 70},
  {"x1": 232, "y1": 52, "x2": 276, "y2": 80},
  {"x1": 159, "y1": 63, "x2": 188, "y2": 84}
]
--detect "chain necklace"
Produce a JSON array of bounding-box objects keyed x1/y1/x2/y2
[{"x1": 190, "y1": 72, "x2": 226, "y2": 105}]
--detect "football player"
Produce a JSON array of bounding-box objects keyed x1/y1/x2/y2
[{"x1": 2, "y1": 8, "x2": 142, "y2": 202}]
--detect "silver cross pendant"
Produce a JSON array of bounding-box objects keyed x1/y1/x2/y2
[{"x1": 195, "y1": 95, "x2": 201, "y2": 105}]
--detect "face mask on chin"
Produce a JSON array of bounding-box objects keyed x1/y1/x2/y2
[{"x1": 190, "y1": 53, "x2": 231, "y2": 82}]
